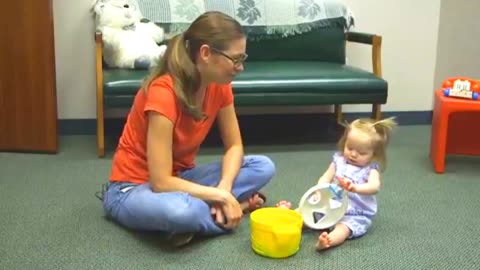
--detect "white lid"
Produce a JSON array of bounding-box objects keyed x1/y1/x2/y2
[{"x1": 297, "y1": 183, "x2": 348, "y2": 230}]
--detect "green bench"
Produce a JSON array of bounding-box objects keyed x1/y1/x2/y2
[{"x1": 95, "y1": 25, "x2": 387, "y2": 157}]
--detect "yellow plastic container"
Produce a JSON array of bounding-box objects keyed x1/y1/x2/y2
[{"x1": 250, "y1": 207, "x2": 303, "y2": 258}]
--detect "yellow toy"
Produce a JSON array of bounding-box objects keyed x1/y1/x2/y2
[{"x1": 250, "y1": 207, "x2": 303, "y2": 258}]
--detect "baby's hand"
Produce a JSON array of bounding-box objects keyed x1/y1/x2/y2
[{"x1": 338, "y1": 177, "x2": 356, "y2": 192}]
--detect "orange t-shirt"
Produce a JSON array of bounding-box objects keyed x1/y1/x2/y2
[{"x1": 109, "y1": 74, "x2": 234, "y2": 184}]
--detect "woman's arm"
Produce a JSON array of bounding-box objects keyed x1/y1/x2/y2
[
  {"x1": 146, "y1": 111, "x2": 227, "y2": 203},
  {"x1": 215, "y1": 104, "x2": 244, "y2": 191}
]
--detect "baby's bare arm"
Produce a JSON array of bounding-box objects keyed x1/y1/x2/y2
[
  {"x1": 351, "y1": 169, "x2": 381, "y2": 195},
  {"x1": 317, "y1": 162, "x2": 336, "y2": 184}
]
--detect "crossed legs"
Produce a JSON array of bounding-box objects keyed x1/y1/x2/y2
[{"x1": 103, "y1": 155, "x2": 275, "y2": 239}]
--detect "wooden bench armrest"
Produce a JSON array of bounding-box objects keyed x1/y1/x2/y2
[
  {"x1": 344, "y1": 31, "x2": 384, "y2": 120},
  {"x1": 345, "y1": 32, "x2": 383, "y2": 78}
]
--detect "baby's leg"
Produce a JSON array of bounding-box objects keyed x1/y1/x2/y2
[
  {"x1": 316, "y1": 223, "x2": 351, "y2": 251},
  {"x1": 317, "y1": 214, "x2": 372, "y2": 251}
]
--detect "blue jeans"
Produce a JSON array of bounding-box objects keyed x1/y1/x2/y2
[{"x1": 102, "y1": 155, "x2": 275, "y2": 235}]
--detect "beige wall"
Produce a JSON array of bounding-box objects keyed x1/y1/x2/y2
[
  {"x1": 340, "y1": 0, "x2": 441, "y2": 112},
  {"x1": 434, "y1": 0, "x2": 480, "y2": 88},
  {"x1": 53, "y1": 0, "x2": 97, "y2": 119},
  {"x1": 53, "y1": 0, "x2": 456, "y2": 119}
]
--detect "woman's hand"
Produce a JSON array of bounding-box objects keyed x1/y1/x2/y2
[
  {"x1": 211, "y1": 181, "x2": 233, "y2": 226},
  {"x1": 213, "y1": 188, "x2": 243, "y2": 229},
  {"x1": 210, "y1": 204, "x2": 225, "y2": 225}
]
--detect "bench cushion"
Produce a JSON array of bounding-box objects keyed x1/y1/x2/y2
[
  {"x1": 233, "y1": 61, "x2": 387, "y2": 105},
  {"x1": 103, "y1": 69, "x2": 147, "y2": 96},
  {"x1": 103, "y1": 61, "x2": 387, "y2": 107}
]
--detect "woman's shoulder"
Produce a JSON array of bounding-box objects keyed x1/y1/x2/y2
[
  {"x1": 142, "y1": 74, "x2": 179, "y2": 120},
  {"x1": 149, "y1": 74, "x2": 174, "y2": 89},
  {"x1": 145, "y1": 74, "x2": 177, "y2": 100},
  {"x1": 208, "y1": 82, "x2": 233, "y2": 107},
  {"x1": 210, "y1": 82, "x2": 232, "y2": 91}
]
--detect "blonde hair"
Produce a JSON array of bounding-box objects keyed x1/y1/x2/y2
[
  {"x1": 141, "y1": 11, "x2": 244, "y2": 120},
  {"x1": 337, "y1": 117, "x2": 397, "y2": 171}
]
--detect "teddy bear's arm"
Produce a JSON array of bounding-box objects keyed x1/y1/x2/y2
[
  {"x1": 102, "y1": 27, "x2": 127, "y2": 46},
  {"x1": 136, "y1": 22, "x2": 165, "y2": 44}
]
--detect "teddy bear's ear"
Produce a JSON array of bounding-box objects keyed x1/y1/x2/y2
[
  {"x1": 93, "y1": 4, "x2": 105, "y2": 16},
  {"x1": 90, "y1": 0, "x2": 105, "y2": 15}
]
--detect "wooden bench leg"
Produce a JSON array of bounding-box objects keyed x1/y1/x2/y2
[
  {"x1": 95, "y1": 31, "x2": 105, "y2": 157},
  {"x1": 334, "y1": 104, "x2": 343, "y2": 123},
  {"x1": 97, "y1": 107, "x2": 105, "y2": 157},
  {"x1": 95, "y1": 63, "x2": 105, "y2": 157},
  {"x1": 96, "y1": 73, "x2": 105, "y2": 157},
  {"x1": 372, "y1": 104, "x2": 381, "y2": 120}
]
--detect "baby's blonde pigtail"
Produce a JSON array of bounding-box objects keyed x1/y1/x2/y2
[{"x1": 372, "y1": 117, "x2": 397, "y2": 143}]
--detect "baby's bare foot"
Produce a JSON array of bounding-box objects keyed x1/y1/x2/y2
[
  {"x1": 316, "y1": 232, "x2": 332, "y2": 250},
  {"x1": 240, "y1": 193, "x2": 267, "y2": 213},
  {"x1": 275, "y1": 200, "x2": 292, "y2": 209}
]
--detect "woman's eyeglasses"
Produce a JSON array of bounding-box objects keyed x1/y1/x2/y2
[{"x1": 211, "y1": 47, "x2": 248, "y2": 67}]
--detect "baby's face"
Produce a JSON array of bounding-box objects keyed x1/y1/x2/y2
[{"x1": 343, "y1": 128, "x2": 374, "y2": 167}]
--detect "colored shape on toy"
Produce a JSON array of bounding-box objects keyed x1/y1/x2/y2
[
  {"x1": 307, "y1": 191, "x2": 321, "y2": 204},
  {"x1": 313, "y1": 211, "x2": 325, "y2": 223},
  {"x1": 250, "y1": 207, "x2": 303, "y2": 259},
  {"x1": 328, "y1": 184, "x2": 343, "y2": 200},
  {"x1": 329, "y1": 198, "x2": 343, "y2": 209}
]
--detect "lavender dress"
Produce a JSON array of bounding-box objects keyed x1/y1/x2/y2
[{"x1": 332, "y1": 152, "x2": 380, "y2": 238}]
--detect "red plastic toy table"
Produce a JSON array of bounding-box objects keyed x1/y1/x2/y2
[{"x1": 430, "y1": 89, "x2": 480, "y2": 173}]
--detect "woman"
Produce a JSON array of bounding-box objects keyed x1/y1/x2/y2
[{"x1": 101, "y1": 11, "x2": 275, "y2": 247}]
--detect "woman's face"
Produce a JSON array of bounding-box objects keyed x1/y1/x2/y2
[{"x1": 204, "y1": 37, "x2": 247, "y2": 84}]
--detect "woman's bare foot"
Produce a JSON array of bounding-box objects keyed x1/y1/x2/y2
[
  {"x1": 211, "y1": 193, "x2": 266, "y2": 224},
  {"x1": 276, "y1": 200, "x2": 292, "y2": 209},
  {"x1": 239, "y1": 193, "x2": 265, "y2": 212},
  {"x1": 315, "y1": 223, "x2": 351, "y2": 251}
]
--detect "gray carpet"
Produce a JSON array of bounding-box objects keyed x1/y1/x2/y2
[{"x1": 1, "y1": 125, "x2": 479, "y2": 269}]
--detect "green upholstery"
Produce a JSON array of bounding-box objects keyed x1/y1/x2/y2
[
  {"x1": 101, "y1": 25, "x2": 388, "y2": 109},
  {"x1": 102, "y1": 69, "x2": 145, "y2": 107},
  {"x1": 104, "y1": 69, "x2": 147, "y2": 96},
  {"x1": 234, "y1": 61, "x2": 386, "y2": 106},
  {"x1": 246, "y1": 27, "x2": 346, "y2": 63},
  {"x1": 103, "y1": 61, "x2": 387, "y2": 107}
]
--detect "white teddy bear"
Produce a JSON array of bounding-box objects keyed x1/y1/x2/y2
[{"x1": 91, "y1": 0, "x2": 167, "y2": 69}]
